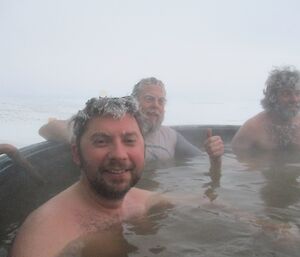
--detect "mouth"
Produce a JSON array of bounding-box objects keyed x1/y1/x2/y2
[
  {"x1": 146, "y1": 111, "x2": 160, "y2": 119},
  {"x1": 106, "y1": 169, "x2": 130, "y2": 174},
  {"x1": 102, "y1": 165, "x2": 133, "y2": 175}
]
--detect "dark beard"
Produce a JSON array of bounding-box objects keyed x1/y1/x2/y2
[
  {"x1": 87, "y1": 170, "x2": 137, "y2": 200},
  {"x1": 78, "y1": 149, "x2": 140, "y2": 200}
]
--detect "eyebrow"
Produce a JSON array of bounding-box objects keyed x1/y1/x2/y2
[
  {"x1": 90, "y1": 132, "x2": 110, "y2": 140},
  {"x1": 144, "y1": 94, "x2": 167, "y2": 101},
  {"x1": 121, "y1": 132, "x2": 140, "y2": 138},
  {"x1": 90, "y1": 131, "x2": 140, "y2": 139}
]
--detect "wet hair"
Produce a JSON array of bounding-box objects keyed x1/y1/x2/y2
[
  {"x1": 261, "y1": 66, "x2": 300, "y2": 111},
  {"x1": 71, "y1": 96, "x2": 143, "y2": 146},
  {"x1": 131, "y1": 77, "x2": 166, "y2": 99}
]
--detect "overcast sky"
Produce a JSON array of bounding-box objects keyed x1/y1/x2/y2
[{"x1": 1, "y1": 0, "x2": 300, "y2": 101}]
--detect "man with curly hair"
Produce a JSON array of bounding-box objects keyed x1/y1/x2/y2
[{"x1": 232, "y1": 66, "x2": 300, "y2": 151}]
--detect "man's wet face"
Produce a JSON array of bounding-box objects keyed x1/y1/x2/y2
[
  {"x1": 274, "y1": 88, "x2": 300, "y2": 120},
  {"x1": 74, "y1": 114, "x2": 145, "y2": 200},
  {"x1": 137, "y1": 85, "x2": 166, "y2": 133}
]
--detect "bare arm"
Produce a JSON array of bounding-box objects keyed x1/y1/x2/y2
[
  {"x1": 39, "y1": 118, "x2": 72, "y2": 144},
  {"x1": 175, "y1": 132, "x2": 203, "y2": 158},
  {"x1": 0, "y1": 144, "x2": 43, "y2": 184},
  {"x1": 0, "y1": 143, "x2": 18, "y2": 158},
  {"x1": 175, "y1": 129, "x2": 224, "y2": 172},
  {"x1": 231, "y1": 120, "x2": 257, "y2": 152},
  {"x1": 9, "y1": 210, "x2": 71, "y2": 257}
]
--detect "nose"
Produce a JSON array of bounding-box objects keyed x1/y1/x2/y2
[
  {"x1": 151, "y1": 98, "x2": 161, "y2": 108},
  {"x1": 108, "y1": 141, "x2": 128, "y2": 160}
]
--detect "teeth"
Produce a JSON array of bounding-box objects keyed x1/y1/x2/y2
[{"x1": 109, "y1": 169, "x2": 127, "y2": 174}]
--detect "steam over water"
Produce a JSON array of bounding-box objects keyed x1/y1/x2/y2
[{"x1": 0, "y1": 95, "x2": 261, "y2": 148}]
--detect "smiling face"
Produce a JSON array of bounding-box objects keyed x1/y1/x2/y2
[
  {"x1": 137, "y1": 84, "x2": 166, "y2": 134},
  {"x1": 72, "y1": 114, "x2": 145, "y2": 200}
]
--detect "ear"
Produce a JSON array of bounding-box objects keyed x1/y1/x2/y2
[{"x1": 71, "y1": 143, "x2": 81, "y2": 167}]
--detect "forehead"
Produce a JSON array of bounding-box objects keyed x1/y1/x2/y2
[
  {"x1": 139, "y1": 84, "x2": 166, "y2": 97},
  {"x1": 84, "y1": 114, "x2": 142, "y2": 135}
]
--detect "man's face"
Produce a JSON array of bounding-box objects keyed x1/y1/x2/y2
[
  {"x1": 72, "y1": 114, "x2": 145, "y2": 200},
  {"x1": 137, "y1": 85, "x2": 166, "y2": 133},
  {"x1": 274, "y1": 88, "x2": 300, "y2": 120}
]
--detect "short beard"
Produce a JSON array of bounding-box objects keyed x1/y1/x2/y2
[
  {"x1": 86, "y1": 170, "x2": 138, "y2": 200},
  {"x1": 78, "y1": 148, "x2": 140, "y2": 200}
]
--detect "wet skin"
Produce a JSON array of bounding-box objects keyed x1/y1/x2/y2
[{"x1": 72, "y1": 114, "x2": 145, "y2": 200}]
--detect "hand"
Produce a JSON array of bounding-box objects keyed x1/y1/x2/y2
[
  {"x1": 0, "y1": 143, "x2": 19, "y2": 158},
  {"x1": 0, "y1": 143, "x2": 44, "y2": 184},
  {"x1": 204, "y1": 128, "x2": 224, "y2": 159}
]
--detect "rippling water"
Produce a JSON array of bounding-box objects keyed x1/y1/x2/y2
[
  {"x1": 1, "y1": 141, "x2": 300, "y2": 256},
  {"x1": 126, "y1": 150, "x2": 300, "y2": 257}
]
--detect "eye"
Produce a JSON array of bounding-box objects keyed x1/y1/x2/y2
[
  {"x1": 144, "y1": 95, "x2": 155, "y2": 103},
  {"x1": 158, "y1": 97, "x2": 166, "y2": 106},
  {"x1": 92, "y1": 136, "x2": 110, "y2": 147},
  {"x1": 123, "y1": 136, "x2": 137, "y2": 145}
]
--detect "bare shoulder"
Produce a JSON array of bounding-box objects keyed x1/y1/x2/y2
[
  {"x1": 10, "y1": 188, "x2": 78, "y2": 257},
  {"x1": 10, "y1": 208, "x2": 66, "y2": 257},
  {"x1": 231, "y1": 112, "x2": 267, "y2": 150},
  {"x1": 242, "y1": 112, "x2": 267, "y2": 130}
]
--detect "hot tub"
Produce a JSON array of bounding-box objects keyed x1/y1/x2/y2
[{"x1": 1, "y1": 125, "x2": 300, "y2": 257}]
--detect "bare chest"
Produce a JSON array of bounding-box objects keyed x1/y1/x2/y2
[{"x1": 261, "y1": 123, "x2": 300, "y2": 149}]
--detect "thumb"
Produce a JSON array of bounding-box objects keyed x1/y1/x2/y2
[{"x1": 206, "y1": 128, "x2": 212, "y2": 139}]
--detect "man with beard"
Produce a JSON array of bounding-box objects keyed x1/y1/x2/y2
[
  {"x1": 10, "y1": 98, "x2": 298, "y2": 257},
  {"x1": 10, "y1": 96, "x2": 165, "y2": 257},
  {"x1": 232, "y1": 66, "x2": 300, "y2": 151},
  {"x1": 38, "y1": 78, "x2": 224, "y2": 163},
  {"x1": 131, "y1": 77, "x2": 223, "y2": 162}
]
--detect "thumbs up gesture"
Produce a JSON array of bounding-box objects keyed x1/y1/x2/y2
[{"x1": 204, "y1": 128, "x2": 224, "y2": 159}]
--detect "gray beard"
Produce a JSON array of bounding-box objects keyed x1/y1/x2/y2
[
  {"x1": 272, "y1": 103, "x2": 300, "y2": 121},
  {"x1": 140, "y1": 115, "x2": 162, "y2": 135}
]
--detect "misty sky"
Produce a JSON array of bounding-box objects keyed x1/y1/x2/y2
[{"x1": 1, "y1": 0, "x2": 300, "y2": 101}]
